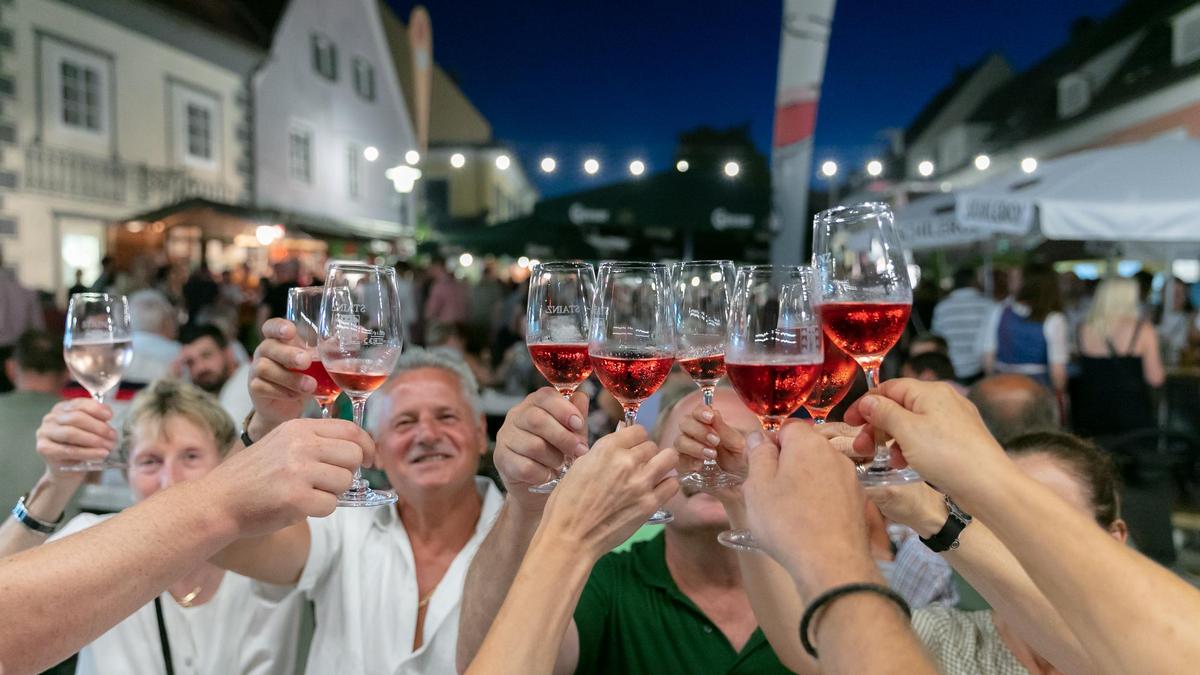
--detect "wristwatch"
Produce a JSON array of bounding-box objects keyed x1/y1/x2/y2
[
  {"x1": 919, "y1": 495, "x2": 972, "y2": 552},
  {"x1": 11, "y1": 493, "x2": 64, "y2": 535}
]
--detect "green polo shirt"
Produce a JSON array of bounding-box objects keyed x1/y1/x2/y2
[{"x1": 574, "y1": 532, "x2": 791, "y2": 674}]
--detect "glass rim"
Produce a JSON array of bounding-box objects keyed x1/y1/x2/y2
[
  {"x1": 288, "y1": 285, "x2": 324, "y2": 296},
  {"x1": 326, "y1": 262, "x2": 395, "y2": 274},
  {"x1": 598, "y1": 260, "x2": 669, "y2": 270},
  {"x1": 814, "y1": 201, "x2": 893, "y2": 224},
  {"x1": 532, "y1": 261, "x2": 593, "y2": 271},
  {"x1": 68, "y1": 292, "x2": 122, "y2": 302},
  {"x1": 736, "y1": 264, "x2": 813, "y2": 274},
  {"x1": 672, "y1": 259, "x2": 734, "y2": 268}
]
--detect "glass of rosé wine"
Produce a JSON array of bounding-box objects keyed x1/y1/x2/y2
[
  {"x1": 525, "y1": 261, "x2": 596, "y2": 493},
  {"x1": 61, "y1": 292, "x2": 133, "y2": 471},
  {"x1": 801, "y1": 334, "x2": 860, "y2": 424},
  {"x1": 672, "y1": 260, "x2": 742, "y2": 491},
  {"x1": 288, "y1": 287, "x2": 342, "y2": 419},
  {"x1": 813, "y1": 202, "x2": 916, "y2": 486},
  {"x1": 718, "y1": 265, "x2": 824, "y2": 551},
  {"x1": 589, "y1": 261, "x2": 676, "y2": 524},
  {"x1": 319, "y1": 262, "x2": 404, "y2": 507}
]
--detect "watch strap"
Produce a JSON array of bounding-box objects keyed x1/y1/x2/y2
[
  {"x1": 11, "y1": 493, "x2": 63, "y2": 535},
  {"x1": 920, "y1": 496, "x2": 971, "y2": 552},
  {"x1": 241, "y1": 409, "x2": 256, "y2": 447}
]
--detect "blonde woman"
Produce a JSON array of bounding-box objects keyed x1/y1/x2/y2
[
  {"x1": 1073, "y1": 278, "x2": 1164, "y2": 437},
  {"x1": 0, "y1": 380, "x2": 303, "y2": 675}
]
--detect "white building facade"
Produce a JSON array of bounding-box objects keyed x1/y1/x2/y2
[
  {"x1": 254, "y1": 0, "x2": 418, "y2": 240},
  {"x1": 0, "y1": 0, "x2": 258, "y2": 293}
]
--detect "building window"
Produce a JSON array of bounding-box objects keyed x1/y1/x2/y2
[
  {"x1": 347, "y1": 144, "x2": 361, "y2": 198},
  {"x1": 1057, "y1": 73, "x2": 1090, "y2": 119},
  {"x1": 353, "y1": 57, "x2": 375, "y2": 101},
  {"x1": 186, "y1": 104, "x2": 212, "y2": 159},
  {"x1": 1173, "y1": 5, "x2": 1200, "y2": 66},
  {"x1": 312, "y1": 33, "x2": 338, "y2": 81},
  {"x1": 289, "y1": 127, "x2": 312, "y2": 183},
  {"x1": 170, "y1": 83, "x2": 220, "y2": 170},
  {"x1": 61, "y1": 60, "x2": 102, "y2": 130}
]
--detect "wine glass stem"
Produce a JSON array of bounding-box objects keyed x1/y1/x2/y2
[
  {"x1": 558, "y1": 390, "x2": 576, "y2": 471},
  {"x1": 92, "y1": 390, "x2": 105, "y2": 405},
  {"x1": 349, "y1": 397, "x2": 368, "y2": 490},
  {"x1": 320, "y1": 403, "x2": 332, "y2": 420},
  {"x1": 623, "y1": 405, "x2": 639, "y2": 428},
  {"x1": 862, "y1": 365, "x2": 890, "y2": 471},
  {"x1": 702, "y1": 386, "x2": 715, "y2": 407},
  {"x1": 813, "y1": 416, "x2": 827, "y2": 425}
]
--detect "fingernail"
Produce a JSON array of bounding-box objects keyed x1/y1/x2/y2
[
  {"x1": 703, "y1": 447, "x2": 717, "y2": 459},
  {"x1": 706, "y1": 433, "x2": 720, "y2": 446},
  {"x1": 700, "y1": 410, "x2": 714, "y2": 422},
  {"x1": 575, "y1": 442, "x2": 589, "y2": 457},
  {"x1": 569, "y1": 415, "x2": 584, "y2": 431},
  {"x1": 294, "y1": 354, "x2": 308, "y2": 368},
  {"x1": 860, "y1": 396, "x2": 878, "y2": 415},
  {"x1": 747, "y1": 431, "x2": 764, "y2": 448}
]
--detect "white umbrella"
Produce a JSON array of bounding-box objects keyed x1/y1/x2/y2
[{"x1": 956, "y1": 136, "x2": 1200, "y2": 242}]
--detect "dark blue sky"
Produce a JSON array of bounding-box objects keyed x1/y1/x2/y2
[{"x1": 387, "y1": 0, "x2": 1124, "y2": 197}]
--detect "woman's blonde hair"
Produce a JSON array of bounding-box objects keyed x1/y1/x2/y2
[
  {"x1": 122, "y1": 379, "x2": 237, "y2": 457},
  {"x1": 1084, "y1": 278, "x2": 1140, "y2": 340}
]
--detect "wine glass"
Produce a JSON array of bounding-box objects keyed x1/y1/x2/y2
[
  {"x1": 61, "y1": 292, "x2": 133, "y2": 471},
  {"x1": 720, "y1": 265, "x2": 824, "y2": 551},
  {"x1": 287, "y1": 286, "x2": 342, "y2": 419},
  {"x1": 801, "y1": 334, "x2": 860, "y2": 424},
  {"x1": 672, "y1": 260, "x2": 742, "y2": 490},
  {"x1": 813, "y1": 202, "x2": 917, "y2": 486},
  {"x1": 319, "y1": 263, "x2": 404, "y2": 507},
  {"x1": 589, "y1": 261, "x2": 676, "y2": 524},
  {"x1": 525, "y1": 261, "x2": 596, "y2": 493}
]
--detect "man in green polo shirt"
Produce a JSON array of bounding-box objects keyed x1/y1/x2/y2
[{"x1": 457, "y1": 387, "x2": 791, "y2": 674}]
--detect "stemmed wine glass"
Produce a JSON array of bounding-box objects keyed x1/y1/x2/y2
[
  {"x1": 673, "y1": 260, "x2": 742, "y2": 490},
  {"x1": 801, "y1": 335, "x2": 860, "y2": 424},
  {"x1": 589, "y1": 261, "x2": 676, "y2": 524},
  {"x1": 288, "y1": 287, "x2": 342, "y2": 419},
  {"x1": 720, "y1": 266, "x2": 823, "y2": 551},
  {"x1": 526, "y1": 261, "x2": 596, "y2": 493},
  {"x1": 61, "y1": 293, "x2": 133, "y2": 471},
  {"x1": 813, "y1": 202, "x2": 917, "y2": 486},
  {"x1": 319, "y1": 263, "x2": 404, "y2": 507}
]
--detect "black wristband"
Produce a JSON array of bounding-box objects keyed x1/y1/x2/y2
[
  {"x1": 920, "y1": 495, "x2": 972, "y2": 553},
  {"x1": 241, "y1": 409, "x2": 256, "y2": 447},
  {"x1": 799, "y1": 582, "x2": 911, "y2": 658}
]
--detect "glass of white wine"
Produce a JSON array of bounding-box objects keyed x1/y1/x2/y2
[{"x1": 62, "y1": 292, "x2": 133, "y2": 471}]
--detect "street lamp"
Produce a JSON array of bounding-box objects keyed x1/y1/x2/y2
[
  {"x1": 676, "y1": 159, "x2": 689, "y2": 172},
  {"x1": 450, "y1": 152, "x2": 465, "y2": 169},
  {"x1": 723, "y1": 160, "x2": 740, "y2": 178},
  {"x1": 820, "y1": 160, "x2": 838, "y2": 178},
  {"x1": 917, "y1": 160, "x2": 935, "y2": 177},
  {"x1": 1021, "y1": 157, "x2": 1038, "y2": 173},
  {"x1": 495, "y1": 154, "x2": 511, "y2": 170},
  {"x1": 974, "y1": 154, "x2": 991, "y2": 171},
  {"x1": 583, "y1": 158, "x2": 600, "y2": 175},
  {"x1": 540, "y1": 156, "x2": 557, "y2": 173},
  {"x1": 629, "y1": 159, "x2": 645, "y2": 176},
  {"x1": 866, "y1": 159, "x2": 883, "y2": 177},
  {"x1": 405, "y1": 150, "x2": 420, "y2": 165}
]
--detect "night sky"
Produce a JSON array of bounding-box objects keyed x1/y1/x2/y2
[{"x1": 386, "y1": 0, "x2": 1125, "y2": 197}]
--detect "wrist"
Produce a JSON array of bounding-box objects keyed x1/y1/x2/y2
[
  {"x1": 24, "y1": 473, "x2": 82, "y2": 521},
  {"x1": 788, "y1": 550, "x2": 881, "y2": 601},
  {"x1": 912, "y1": 492, "x2": 952, "y2": 539}
]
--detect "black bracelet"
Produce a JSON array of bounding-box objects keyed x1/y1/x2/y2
[
  {"x1": 799, "y1": 582, "x2": 911, "y2": 658},
  {"x1": 241, "y1": 409, "x2": 256, "y2": 447}
]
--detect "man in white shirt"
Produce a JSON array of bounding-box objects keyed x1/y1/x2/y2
[
  {"x1": 214, "y1": 338, "x2": 501, "y2": 674},
  {"x1": 178, "y1": 324, "x2": 253, "y2": 422},
  {"x1": 930, "y1": 268, "x2": 996, "y2": 383}
]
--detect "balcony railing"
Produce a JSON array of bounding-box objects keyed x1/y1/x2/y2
[{"x1": 23, "y1": 145, "x2": 234, "y2": 207}]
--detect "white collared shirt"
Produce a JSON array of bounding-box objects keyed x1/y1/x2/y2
[
  {"x1": 51, "y1": 513, "x2": 303, "y2": 675},
  {"x1": 298, "y1": 476, "x2": 503, "y2": 675}
]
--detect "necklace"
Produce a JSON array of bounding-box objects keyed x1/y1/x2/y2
[
  {"x1": 176, "y1": 586, "x2": 203, "y2": 608},
  {"x1": 418, "y1": 583, "x2": 439, "y2": 609}
]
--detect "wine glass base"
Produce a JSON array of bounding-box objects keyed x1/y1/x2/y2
[
  {"x1": 647, "y1": 508, "x2": 673, "y2": 525},
  {"x1": 336, "y1": 488, "x2": 398, "y2": 508},
  {"x1": 58, "y1": 459, "x2": 127, "y2": 472},
  {"x1": 678, "y1": 470, "x2": 745, "y2": 491},
  {"x1": 857, "y1": 465, "x2": 922, "y2": 487},
  {"x1": 528, "y1": 478, "x2": 560, "y2": 494},
  {"x1": 717, "y1": 528, "x2": 763, "y2": 552}
]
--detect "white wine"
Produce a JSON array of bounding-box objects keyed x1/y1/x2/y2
[{"x1": 64, "y1": 339, "x2": 133, "y2": 398}]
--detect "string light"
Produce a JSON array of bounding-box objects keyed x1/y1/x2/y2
[
  {"x1": 405, "y1": 150, "x2": 420, "y2": 165},
  {"x1": 866, "y1": 159, "x2": 883, "y2": 177},
  {"x1": 450, "y1": 152, "x2": 465, "y2": 168},
  {"x1": 723, "y1": 160, "x2": 740, "y2": 178},
  {"x1": 676, "y1": 159, "x2": 689, "y2": 172},
  {"x1": 540, "y1": 156, "x2": 557, "y2": 173},
  {"x1": 629, "y1": 159, "x2": 645, "y2": 176},
  {"x1": 583, "y1": 158, "x2": 600, "y2": 175}
]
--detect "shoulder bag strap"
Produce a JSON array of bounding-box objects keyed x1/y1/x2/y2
[
  {"x1": 154, "y1": 596, "x2": 176, "y2": 675},
  {"x1": 1127, "y1": 319, "x2": 1145, "y2": 354}
]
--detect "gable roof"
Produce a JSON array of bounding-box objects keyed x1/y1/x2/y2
[
  {"x1": 904, "y1": 53, "x2": 1003, "y2": 144},
  {"x1": 144, "y1": 0, "x2": 287, "y2": 49}
]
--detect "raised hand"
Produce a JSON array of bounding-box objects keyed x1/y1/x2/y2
[
  {"x1": 36, "y1": 398, "x2": 118, "y2": 478},
  {"x1": 492, "y1": 388, "x2": 589, "y2": 513},
  {"x1": 247, "y1": 318, "x2": 315, "y2": 439},
  {"x1": 673, "y1": 404, "x2": 748, "y2": 478}
]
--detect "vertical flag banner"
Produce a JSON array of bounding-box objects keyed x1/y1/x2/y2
[
  {"x1": 770, "y1": 0, "x2": 836, "y2": 266},
  {"x1": 408, "y1": 6, "x2": 433, "y2": 151}
]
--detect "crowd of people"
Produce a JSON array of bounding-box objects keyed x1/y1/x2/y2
[{"x1": 0, "y1": 253, "x2": 1199, "y2": 674}]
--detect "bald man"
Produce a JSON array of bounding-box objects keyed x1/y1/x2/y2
[{"x1": 967, "y1": 374, "x2": 1060, "y2": 443}]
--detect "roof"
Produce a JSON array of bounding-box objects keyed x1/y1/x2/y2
[
  {"x1": 904, "y1": 53, "x2": 1002, "y2": 144},
  {"x1": 969, "y1": 0, "x2": 1198, "y2": 145},
  {"x1": 143, "y1": 0, "x2": 287, "y2": 49}
]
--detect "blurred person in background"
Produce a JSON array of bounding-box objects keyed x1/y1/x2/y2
[
  {"x1": 125, "y1": 289, "x2": 181, "y2": 391},
  {"x1": 967, "y1": 374, "x2": 1060, "y2": 444},
  {"x1": 468, "y1": 260, "x2": 506, "y2": 348},
  {"x1": 908, "y1": 332, "x2": 949, "y2": 357},
  {"x1": 178, "y1": 324, "x2": 253, "y2": 422},
  {"x1": 258, "y1": 258, "x2": 300, "y2": 326},
  {"x1": 182, "y1": 263, "x2": 219, "y2": 323},
  {"x1": 0, "y1": 380, "x2": 304, "y2": 674},
  {"x1": 428, "y1": 322, "x2": 493, "y2": 388},
  {"x1": 394, "y1": 261, "x2": 419, "y2": 345},
  {"x1": 90, "y1": 255, "x2": 119, "y2": 294},
  {"x1": 193, "y1": 304, "x2": 251, "y2": 364},
  {"x1": 424, "y1": 256, "x2": 471, "y2": 344},
  {"x1": 1159, "y1": 277, "x2": 1198, "y2": 367},
  {"x1": 0, "y1": 331, "x2": 67, "y2": 507},
  {"x1": 932, "y1": 267, "x2": 996, "y2": 384},
  {"x1": 901, "y1": 352, "x2": 963, "y2": 394},
  {"x1": 1073, "y1": 278, "x2": 1164, "y2": 439},
  {"x1": 0, "y1": 245, "x2": 46, "y2": 393},
  {"x1": 980, "y1": 263, "x2": 1070, "y2": 398},
  {"x1": 68, "y1": 268, "x2": 89, "y2": 297}
]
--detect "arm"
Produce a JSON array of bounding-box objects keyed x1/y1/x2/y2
[
  {"x1": 1139, "y1": 324, "x2": 1165, "y2": 387},
  {"x1": 457, "y1": 389, "x2": 590, "y2": 674},
  {"x1": 850, "y1": 379, "x2": 1200, "y2": 675},
  {"x1": 464, "y1": 430, "x2": 677, "y2": 675},
  {"x1": 1045, "y1": 313, "x2": 1070, "y2": 393},
  {"x1": 0, "y1": 417, "x2": 371, "y2": 674},
  {"x1": 979, "y1": 306, "x2": 1000, "y2": 374},
  {"x1": 0, "y1": 399, "x2": 115, "y2": 557},
  {"x1": 209, "y1": 521, "x2": 311, "y2": 585}
]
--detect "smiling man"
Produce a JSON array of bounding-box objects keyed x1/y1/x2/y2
[{"x1": 213, "y1": 346, "x2": 502, "y2": 674}]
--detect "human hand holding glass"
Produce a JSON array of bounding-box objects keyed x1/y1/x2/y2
[
  {"x1": 525, "y1": 262, "x2": 595, "y2": 493},
  {"x1": 319, "y1": 263, "x2": 403, "y2": 507},
  {"x1": 61, "y1": 293, "x2": 132, "y2": 471}
]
